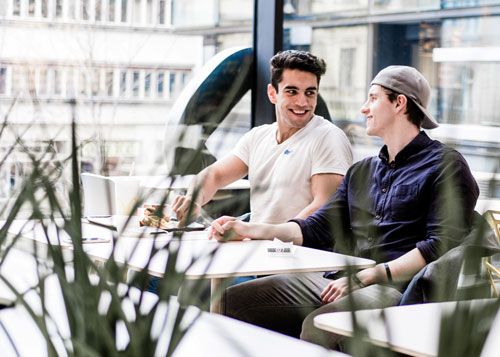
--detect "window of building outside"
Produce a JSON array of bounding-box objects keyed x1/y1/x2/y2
[
  {"x1": 37, "y1": 67, "x2": 48, "y2": 96},
  {"x1": 0, "y1": 67, "x2": 7, "y2": 95},
  {"x1": 158, "y1": 0, "x2": 167, "y2": 24},
  {"x1": 41, "y1": 0, "x2": 49, "y2": 17},
  {"x1": 109, "y1": 0, "x2": 116, "y2": 22},
  {"x1": 157, "y1": 72, "x2": 164, "y2": 97},
  {"x1": 79, "y1": 70, "x2": 88, "y2": 97},
  {"x1": 132, "y1": 70, "x2": 140, "y2": 97},
  {"x1": 55, "y1": 0, "x2": 63, "y2": 18},
  {"x1": 121, "y1": 0, "x2": 128, "y2": 22},
  {"x1": 120, "y1": 70, "x2": 127, "y2": 97},
  {"x1": 13, "y1": 0, "x2": 21, "y2": 16},
  {"x1": 104, "y1": 70, "x2": 114, "y2": 97},
  {"x1": 53, "y1": 68, "x2": 63, "y2": 96},
  {"x1": 144, "y1": 72, "x2": 152, "y2": 97},
  {"x1": 81, "y1": 0, "x2": 89, "y2": 20},
  {"x1": 95, "y1": 0, "x2": 103, "y2": 22},
  {"x1": 28, "y1": 0, "x2": 35, "y2": 16}
]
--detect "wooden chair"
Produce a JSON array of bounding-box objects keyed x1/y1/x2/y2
[{"x1": 483, "y1": 210, "x2": 500, "y2": 297}]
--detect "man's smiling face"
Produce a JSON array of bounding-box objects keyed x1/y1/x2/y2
[{"x1": 268, "y1": 69, "x2": 318, "y2": 130}]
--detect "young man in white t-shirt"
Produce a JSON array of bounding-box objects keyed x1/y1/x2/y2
[{"x1": 173, "y1": 50, "x2": 352, "y2": 225}]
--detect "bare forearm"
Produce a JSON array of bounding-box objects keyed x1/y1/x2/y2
[
  {"x1": 356, "y1": 248, "x2": 427, "y2": 286},
  {"x1": 243, "y1": 222, "x2": 304, "y2": 245},
  {"x1": 294, "y1": 199, "x2": 323, "y2": 219},
  {"x1": 187, "y1": 169, "x2": 218, "y2": 206}
]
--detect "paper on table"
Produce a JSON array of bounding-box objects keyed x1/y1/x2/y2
[{"x1": 267, "y1": 238, "x2": 296, "y2": 256}]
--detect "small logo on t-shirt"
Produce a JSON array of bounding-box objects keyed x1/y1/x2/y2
[{"x1": 284, "y1": 149, "x2": 292, "y2": 155}]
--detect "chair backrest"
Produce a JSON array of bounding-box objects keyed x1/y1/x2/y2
[
  {"x1": 483, "y1": 210, "x2": 500, "y2": 297},
  {"x1": 483, "y1": 210, "x2": 500, "y2": 244},
  {"x1": 399, "y1": 212, "x2": 500, "y2": 305}
]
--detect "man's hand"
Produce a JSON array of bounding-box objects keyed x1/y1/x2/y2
[
  {"x1": 209, "y1": 216, "x2": 250, "y2": 242},
  {"x1": 320, "y1": 277, "x2": 360, "y2": 304},
  {"x1": 171, "y1": 194, "x2": 201, "y2": 226}
]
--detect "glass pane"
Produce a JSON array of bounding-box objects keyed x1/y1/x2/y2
[
  {"x1": 0, "y1": 67, "x2": 6, "y2": 94},
  {"x1": 437, "y1": 17, "x2": 500, "y2": 127},
  {"x1": 28, "y1": 0, "x2": 36, "y2": 16},
  {"x1": 41, "y1": 0, "x2": 49, "y2": 17},
  {"x1": 311, "y1": 26, "x2": 369, "y2": 123},
  {"x1": 120, "y1": 70, "x2": 127, "y2": 96},
  {"x1": 144, "y1": 72, "x2": 151, "y2": 97},
  {"x1": 219, "y1": 0, "x2": 252, "y2": 25},
  {"x1": 121, "y1": 0, "x2": 128, "y2": 22},
  {"x1": 104, "y1": 70, "x2": 114, "y2": 96},
  {"x1": 172, "y1": 0, "x2": 216, "y2": 27},
  {"x1": 157, "y1": 71, "x2": 164, "y2": 97},
  {"x1": 13, "y1": 0, "x2": 21, "y2": 16},
  {"x1": 133, "y1": 0, "x2": 141, "y2": 23},
  {"x1": 372, "y1": 0, "x2": 439, "y2": 13},
  {"x1": 110, "y1": 0, "x2": 116, "y2": 21},
  {"x1": 55, "y1": 0, "x2": 63, "y2": 17},
  {"x1": 442, "y1": 0, "x2": 500, "y2": 8},
  {"x1": 158, "y1": 0, "x2": 166, "y2": 24},
  {"x1": 132, "y1": 71, "x2": 140, "y2": 97}
]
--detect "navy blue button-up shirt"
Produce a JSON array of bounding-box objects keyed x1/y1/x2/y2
[{"x1": 292, "y1": 131, "x2": 479, "y2": 264}]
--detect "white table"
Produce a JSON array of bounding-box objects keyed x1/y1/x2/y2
[
  {"x1": 0, "y1": 274, "x2": 347, "y2": 357},
  {"x1": 314, "y1": 299, "x2": 499, "y2": 357},
  {"x1": 5, "y1": 217, "x2": 375, "y2": 314}
]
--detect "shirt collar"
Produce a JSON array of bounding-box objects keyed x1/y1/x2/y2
[{"x1": 378, "y1": 131, "x2": 432, "y2": 166}]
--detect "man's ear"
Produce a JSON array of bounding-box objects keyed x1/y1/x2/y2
[
  {"x1": 395, "y1": 94, "x2": 408, "y2": 113},
  {"x1": 268, "y1": 84, "x2": 277, "y2": 104}
]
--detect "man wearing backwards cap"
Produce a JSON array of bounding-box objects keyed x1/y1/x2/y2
[{"x1": 210, "y1": 66, "x2": 479, "y2": 350}]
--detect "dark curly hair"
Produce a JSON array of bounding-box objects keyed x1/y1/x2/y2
[{"x1": 270, "y1": 50, "x2": 327, "y2": 91}]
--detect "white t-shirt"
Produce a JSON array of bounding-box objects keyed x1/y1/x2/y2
[{"x1": 233, "y1": 115, "x2": 352, "y2": 224}]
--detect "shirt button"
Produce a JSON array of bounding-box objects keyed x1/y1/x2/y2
[
  {"x1": 375, "y1": 215, "x2": 381, "y2": 220},
  {"x1": 382, "y1": 187, "x2": 387, "y2": 193}
]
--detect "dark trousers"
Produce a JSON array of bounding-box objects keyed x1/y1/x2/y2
[{"x1": 223, "y1": 272, "x2": 402, "y2": 350}]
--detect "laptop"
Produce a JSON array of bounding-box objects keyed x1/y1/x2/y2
[{"x1": 81, "y1": 173, "x2": 140, "y2": 217}]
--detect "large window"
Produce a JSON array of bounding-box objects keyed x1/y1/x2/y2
[{"x1": 285, "y1": 0, "x2": 500, "y2": 197}]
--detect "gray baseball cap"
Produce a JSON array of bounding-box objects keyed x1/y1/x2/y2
[{"x1": 371, "y1": 65, "x2": 438, "y2": 129}]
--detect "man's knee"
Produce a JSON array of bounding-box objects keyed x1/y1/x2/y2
[{"x1": 300, "y1": 302, "x2": 345, "y2": 349}]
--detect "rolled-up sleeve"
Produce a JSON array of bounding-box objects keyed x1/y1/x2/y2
[
  {"x1": 289, "y1": 174, "x2": 351, "y2": 252},
  {"x1": 417, "y1": 150, "x2": 479, "y2": 263}
]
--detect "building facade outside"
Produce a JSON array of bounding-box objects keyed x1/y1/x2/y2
[
  {"x1": 0, "y1": 0, "x2": 205, "y2": 202},
  {"x1": 0, "y1": 0, "x2": 499, "y2": 202}
]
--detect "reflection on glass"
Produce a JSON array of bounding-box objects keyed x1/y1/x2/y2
[
  {"x1": 290, "y1": 0, "x2": 369, "y2": 16},
  {"x1": 172, "y1": 0, "x2": 216, "y2": 27},
  {"x1": 121, "y1": 0, "x2": 128, "y2": 22},
  {"x1": 157, "y1": 72, "x2": 164, "y2": 97},
  {"x1": 132, "y1": 71, "x2": 140, "y2": 97},
  {"x1": 371, "y1": 0, "x2": 439, "y2": 13},
  {"x1": 0, "y1": 67, "x2": 6, "y2": 94},
  {"x1": 311, "y1": 26, "x2": 368, "y2": 121},
  {"x1": 437, "y1": 17, "x2": 500, "y2": 126},
  {"x1": 110, "y1": 0, "x2": 116, "y2": 22},
  {"x1": 219, "y1": 0, "x2": 252, "y2": 25},
  {"x1": 442, "y1": 0, "x2": 500, "y2": 8}
]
